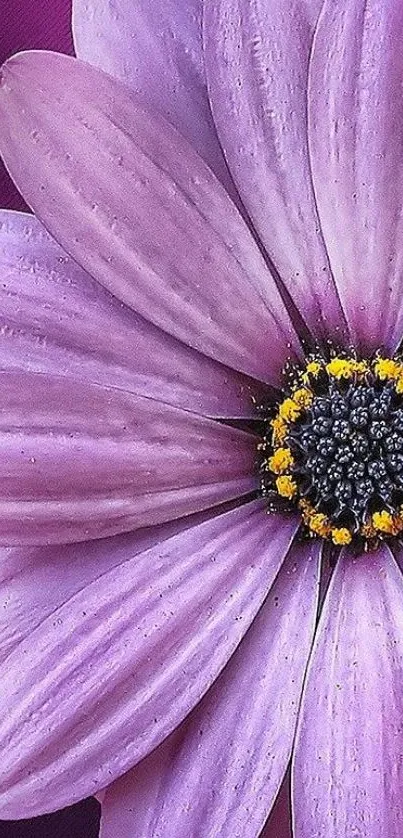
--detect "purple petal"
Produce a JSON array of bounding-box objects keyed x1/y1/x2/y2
[
  {"x1": 0, "y1": 502, "x2": 298, "y2": 817},
  {"x1": 0, "y1": 209, "x2": 265, "y2": 418},
  {"x1": 0, "y1": 368, "x2": 258, "y2": 545},
  {"x1": 0, "y1": 506, "x2": 233, "y2": 666},
  {"x1": 99, "y1": 539, "x2": 320, "y2": 838},
  {"x1": 203, "y1": 0, "x2": 348, "y2": 346},
  {"x1": 0, "y1": 51, "x2": 302, "y2": 386},
  {"x1": 308, "y1": 0, "x2": 403, "y2": 354},
  {"x1": 293, "y1": 544, "x2": 403, "y2": 837},
  {"x1": 0, "y1": 0, "x2": 74, "y2": 212},
  {"x1": 72, "y1": 0, "x2": 234, "y2": 196}
]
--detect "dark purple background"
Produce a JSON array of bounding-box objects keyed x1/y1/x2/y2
[{"x1": 0, "y1": 2, "x2": 293, "y2": 834}]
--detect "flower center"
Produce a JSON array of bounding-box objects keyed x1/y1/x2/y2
[{"x1": 260, "y1": 356, "x2": 403, "y2": 546}]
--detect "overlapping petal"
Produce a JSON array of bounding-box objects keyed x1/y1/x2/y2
[
  {"x1": 0, "y1": 0, "x2": 74, "y2": 211},
  {"x1": 0, "y1": 369, "x2": 258, "y2": 545},
  {"x1": 308, "y1": 0, "x2": 403, "y2": 354},
  {"x1": 293, "y1": 544, "x2": 403, "y2": 837},
  {"x1": 0, "y1": 50, "x2": 302, "y2": 386},
  {"x1": 99, "y1": 539, "x2": 320, "y2": 838},
  {"x1": 203, "y1": 0, "x2": 348, "y2": 346},
  {"x1": 72, "y1": 0, "x2": 233, "y2": 194},
  {"x1": 0, "y1": 504, "x2": 234, "y2": 666},
  {"x1": 0, "y1": 209, "x2": 265, "y2": 418},
  {"x1": 0, "y1": 501, "x2": 298, "y2": 818}
]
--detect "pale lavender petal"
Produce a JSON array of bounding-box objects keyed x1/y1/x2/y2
[
  {"x1": 99, "y1": 539, "x2": 320, "y2": 838},
  {"x1": 0, "y1": 0, "x2": 74, "y2": 211},
  {"x1": 293, "y1": 544, "x2": 403, "y2": 837},
  {"x1": 0, "y1": 502, "x2": 298, "y2": 817},
  {"x1": 0, "y1": 51, "x2": 302, "y2": 386},
  {"x1": 308, "y1": 0, "x2": 403, "y2": 354},
  {"x1": 72, "y1": 0, "x2": 233, "y2": 195},
  {"x1": 0, "y1": 503, "x2": 236, "y2": 666},
  {"x1": 0, "y1": 209, "x2": 265, "y2": 418},
  {"x1": 203, "y1": 0, "x2": 348, "y2": 345},
  {"x1": 0, "y1": 369, "x2": 258, "y2": 545}
]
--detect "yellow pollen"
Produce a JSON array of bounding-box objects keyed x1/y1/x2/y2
[
  {"x1": 395, "y1": 375, "x2": 403, "y2": 395},
  {"x1": 292, "y1": 387, "x2": 313, "y2": 408},
  {"x1": 352, "y1": 360, "x2": 370, "y2": 376},
  {"x1": 331, "y1": 527, "x2": 353, "y2": 546},
  {"x1": 373, "y1": 358, "x2": 402, "y2": 381},
  {"x1": 276, "y1": 475, "x2": 297, "y2": 499},
  {"x1": 271, "y1": 416, "x2": 288, "y2": 444},
  {"x1": 307, "y1": 512, "x2": 331, "y2": 538},
  {"x1": 326, "y1": 357, "x2": 364, "y2": 379},
  {"x1": 268, "y1": 447, "x2": 294, "y2": 475},
  {"x1": 302, "y1": 360, "x2": 322, "y2": 384},
  {"x1": 372, "y1": 510, "x2": 399, "y2": 535},
  {"x1": 279, "y1": 398, "x2": 301, "y2": 423}
]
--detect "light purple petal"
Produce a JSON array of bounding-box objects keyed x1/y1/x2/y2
[
  {"x1": 0, "y1": 209, "x2": 265, "y2": 418},
  {"x1": 99, "y1": 539, "x2": 320, "y2": 838},
  {"x1": 203, "y1": 0, "x2": 348, "y2": 346},
  {"x1": 0, "y1": 51, "x2": 303, "y2": 386},
  {"x1": 293, "y1": 544, "x2": 403, "y2": 837},
  {"x1": 308, "y1": 0, "x2": 403, "y2": 354},
  {"x1": 0, "y1": 502, "x2": 298, "y2": 818},
  {"x1": 72, "y1": 0, "x2": 234, "y2": 196},
  {"x1": 0, "y1": 0, "x2": 74, "y2": 211},
  {"x1": 0, "y1": 503, "x2": 238, "y2": 667},
  {"x1": 0, "y1": 368, "x2": 258, "y2": 546}
]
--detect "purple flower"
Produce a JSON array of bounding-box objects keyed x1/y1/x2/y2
[{"x1": 0, "y1": 1, "x2": 403, "y2": 836}]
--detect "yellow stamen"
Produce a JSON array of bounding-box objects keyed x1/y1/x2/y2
[
  {"x1": 331, "y1": 527, "x2": 352, "y2": 546},
  {"x1": 372, "y1": 510, "x2": 399, "y2": 535},
  {"x1": 279, "y1": 398, "x2": 301, "y2": 423},
  {"x1": 307, "y1": 512, "x2": 331, "y2": 538},
  {"x1": 302, "y1": 360, "x2": 322, "y2": 384},
  {"x1": 373, "y1": 358, "x2": 402, "y2": 381},
  {"x1": 326, "y1": 357, "x2": 361, "y2": 380},
  {"x1": 271, "y1": 416, "x2": 288, "y2": 444},
  {"x1": 276, "y1": 475, "x2": 297, "y2": 499},
  {"x1": 292, "y1": 387, "x2": 313, "y2": 408},
  {"x1": 268, "y1": 447, "x2": 294, "y2": 475}
]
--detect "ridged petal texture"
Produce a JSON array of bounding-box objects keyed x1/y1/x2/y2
[
  {"x1": 0, "y1": 50, "x2": 302, "y2": 386},
  {"x1": 72, "y1": 0, "x2": 233, "y2": 195},
  {"x1": 99, "y1": 540, "x2": 320, "y2": 838},
  {"x1": 0, "y1": 0, "x2": 73, "y2": 211},
  {"x1": 0, "y1": 502, "x2": 298, "y2": 818},
  {"x1": 203, "y1": 0, "x2": 348, "y2": 347},
  {"x1": 0, "y1": 209, "x2": 264, "y2": 417},
  {"x1": 308, "y1": 0, "x2": 403, "y2": 354},
  {"x1": 0, "y1": 362, "x2": 259, "y2": 545},
  {"x1": 293, "y1": 545, "x2": 403, "y2": 837}
]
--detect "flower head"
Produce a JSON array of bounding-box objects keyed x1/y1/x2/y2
[{"x1": 0, "y1": 1, "x2": 403, "y2": 837}]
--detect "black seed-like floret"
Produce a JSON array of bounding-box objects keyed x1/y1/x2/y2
[{"x1": 285, "y1": 375, "x2": 403, "y2": 527}]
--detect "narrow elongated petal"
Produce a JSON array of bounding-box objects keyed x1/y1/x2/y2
[
  {"x1": 0, "y1": 504, "x2": 233, "y2": 666},
  {"x1": 0, "y1": 370, "x2": 258, "y2": 545},
  {"x1": 72, "y1": 0, "x2": 233, "y2": 194},
  {"x1": 0, "y1": 210, "x2": 264, "y2": 418},
  {"x1": 308, "y1": 0, "x2": 403, "y2": 354},
  {"x1": 203, "y1": 0, "x2": 348, "y2": 345},
  {"x1": 0, "y1": 51, "x2": 302, "y2": 386},
  {"x1": 0, "y1": 502, "x2": 298, "y2": 817},
  {"x1": 100, "y1": 540, "x2": 320, "y2": 838},
  {"x1": 293, "y1": 545, "x2": 403, "y2": 837}
]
